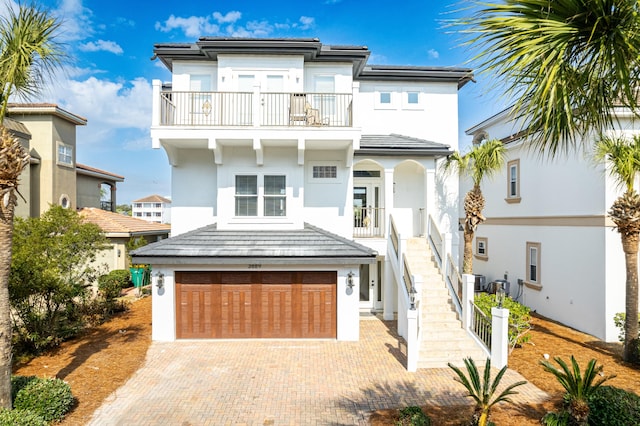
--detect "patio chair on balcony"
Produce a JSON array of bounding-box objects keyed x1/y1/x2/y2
[
  {"x1": 305, "y1": 103, "x2": 321, "y2": 125},
  {"x1": 289, "y1": 93, "x2": 307, "y2": 125}
]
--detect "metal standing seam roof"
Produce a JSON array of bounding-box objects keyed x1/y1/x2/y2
[
  {"x1": 131, "y1": 223, "x2": 377, "y2": 265},
  {"x1": 357, "y1": 134, "x2": 452, "y2": 156}
]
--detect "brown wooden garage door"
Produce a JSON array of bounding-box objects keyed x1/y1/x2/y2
[{"x1": 175, "y1": 271, "x2": 337, "y2": 339}]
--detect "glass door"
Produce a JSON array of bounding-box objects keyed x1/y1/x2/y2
[
  {"x1": 353, "y1": 184, "x2": 382, "y2": 237},
  {"x1": 359, "y1": 262, "x2": 381, "y2": 312}
]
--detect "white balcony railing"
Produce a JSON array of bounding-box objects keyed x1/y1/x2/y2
[
  {"x1": 353, "y1": 207, "x2": 385, "y2": 238},
  {"x1": 159, "y1": 91, "x2": 353, "y2": 127}
]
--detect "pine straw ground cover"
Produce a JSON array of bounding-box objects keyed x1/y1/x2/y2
[
  {"x1": 13, "y1": 295, "x2": 151, "y2": 425},
  {"x1": 10, "y1": 297, "x2": 640, "y2": 425}
]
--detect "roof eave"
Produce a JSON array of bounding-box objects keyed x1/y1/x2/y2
[{"x1": 130, "y1": 255, "x2": 376, "y2": 265}]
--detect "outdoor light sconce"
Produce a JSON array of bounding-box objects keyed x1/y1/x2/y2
[
  {"x1": 346, "y1": 271, "x2": 354, "y2": 289},
  {"x1": 409, "y1": 286, "x2": 417, "y2": 310},
  {"x1": 496, "y1": 284, "x2": 506, "y2": 308},
  {"x1": 156, "y1": 272, "x2": 164, "y2": 289}
]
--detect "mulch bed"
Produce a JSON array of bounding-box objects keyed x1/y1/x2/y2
[
  {"x1": 11, "y1": 298, "x2": 640, "y2": 425},
  {"x1": 13, "y1": 295, "x2": 151, "y2": 426}
]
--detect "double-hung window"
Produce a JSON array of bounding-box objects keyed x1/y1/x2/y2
[
  {"x1": 264, "y1": 175, "x2": 286, "y2": 216},
  {"x1": 235, "y1": 175, "x2": 286, "y2": 217},
  {"x1": 57, "y1": 142, "x2": 73, "y2": 167},
  {"x1": 506, "y1": 159, "x2": 521, "y2": 203},
  {"x1": 475, "y1": 237, "x2": 488, "y2": 260},
  {"x1": 526, "y1": 242, "x2": 541, "y2": 288},
  {"x1": 235, "y1": 175, "x2": 258, "y2": 216}
]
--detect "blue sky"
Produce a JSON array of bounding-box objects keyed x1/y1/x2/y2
[{"x1": 23, "y1": 0, "x2": 505, "y2": 205}]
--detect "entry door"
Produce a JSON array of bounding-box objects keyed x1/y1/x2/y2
[
  {"x1": 353, "y1": 183, "x2": 382, "y2": 237},
  {"x1": 359, "y1": 262, "x2": 382, "y2": 311}
]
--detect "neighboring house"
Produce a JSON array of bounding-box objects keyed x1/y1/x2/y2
[
  {"x1": 132, "y1": 194, "x2": 171, "y2": 224},
  {"x1": 133, "y1": 37, "x2": 471, "y2": 344},
  {"x1": 80, "y1": 207, "x2": 171, "y2": 272},
  {"x1": 6, "y1": 103, "x2": 123, "y2": 217},
  {"x1": 464, "y1": 107, "x2": 636, "y2": 342}
]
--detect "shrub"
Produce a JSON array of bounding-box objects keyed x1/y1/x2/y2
[
  {"x1": 613, "y1": 312, "x2": 640, "y2": 342},
  {"x1": 397, "y1": 406, "x2": 431, "y2": 425},
  {"x1": 474, "y1": 293, "x2": 532, "y2": 350},
  {"x1": 11, "y1": 375, "x2": 38, "y2": 403},
  {"x1": 448, "y1": 357, "x2": 526, "y2": 426},
  {"x1": 0, "y1": 408, "x2": 47, "y2": 426},
  {"x1": 540, "y1": 356, "x2": 614, "y2": 425},
  {"x1": 13, "y1": 377, "x2": 74, "y2": 422},
  {"x1": 587, "y1": 386, "x2": 640, "y2": 425}
]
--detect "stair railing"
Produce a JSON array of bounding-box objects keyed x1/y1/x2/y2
[{"x1": 427, "y1": 215, "x2": 461, "y2": 316}]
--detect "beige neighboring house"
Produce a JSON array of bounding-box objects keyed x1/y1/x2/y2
[
  {"x1": 6, "y1": 103, "x2": 124, "y2": 217},
  {"x1": 80, "y1": 207, "x2": 171, "y2": 272},
  {"x1": 132, "y1": 194, "x2": 171, "y2": 224}
]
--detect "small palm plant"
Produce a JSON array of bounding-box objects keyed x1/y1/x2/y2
[
  {"x1": 540, "y1": 356, "x2": 614, "y2": 425},
  {"x1": 448, "y1": 357, "x2": 526, "y2": 426}
]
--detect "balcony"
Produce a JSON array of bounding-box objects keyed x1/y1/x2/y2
[
  {"x1": 354, "y1": 207, "x2": 385, "y2": 238},
  {"x1": 158, "y1": 91, "x2": 353, "y2": 128}
]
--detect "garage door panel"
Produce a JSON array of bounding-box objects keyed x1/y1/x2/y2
[
  {"x1": 176, "y1": 271, "x2": 336, "y2": 339},
  {"x1": 220, "y1": 285, "x2": 253, "y2": 338}
]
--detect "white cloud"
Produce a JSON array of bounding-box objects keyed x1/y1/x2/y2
[
  {"x1": 212, "y1": 11, "x2": 241, "y2": 24},
  {"x1": 296, "y1": 16, "x2": 314, "y2": 30},
  {"x1": 53, "y1": 0, "x2": 94, "y2": 42},
  {"x1": 155, "y1": 14, "x2": 221, "y2": 37},
  {"x1": 156, "y1": 11, "x2": 314, "y2": 38},
  {"x1": 79, "y1": 40, "x2": 123, "y2": 55},
  {"x1": 427, "y1": 49, "x2": 440, "y2": 59}
]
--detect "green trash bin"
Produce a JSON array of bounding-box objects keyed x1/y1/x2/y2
[{"x1": 130, "y1": 264, "x2": 151, "y2": 296}]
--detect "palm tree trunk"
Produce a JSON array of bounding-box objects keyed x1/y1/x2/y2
[
  {"x1": 463, "y1": 229, "x2": 474, "y2": 274},
  {"x1": 622, "y1": 234, "x2": 640, "y2": 363},
  {"x1": 0, "y1": 189, "x2": 15, "y2": 408}
]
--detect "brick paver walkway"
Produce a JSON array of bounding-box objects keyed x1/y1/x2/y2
[{"x1": 88, "y1": 316, "x2": 547, "y2": 425}]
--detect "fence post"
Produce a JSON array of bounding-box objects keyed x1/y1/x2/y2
[
  {"x1": 406, "y1": 308, "x2": 418, "y2": 372},
  {"x1": 491, "y1": 307, "x2": 510, "y2": 368},
  {"x1": 461, "y1": 274, "x2": 475, "y2": 331}
]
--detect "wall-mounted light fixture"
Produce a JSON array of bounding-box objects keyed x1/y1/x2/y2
[
  {"x1": 409, "y1": 286, "x2": 417, "y2": 310},
  {"x1": 346, "y1": 271, "x2": 354, "y2": 289},
  {"x1": 496, "y1": 283, "x2": 506, "y2": 308},
  {"x1": 156, "y1": 272, "x2": 164, "y2": 289}
]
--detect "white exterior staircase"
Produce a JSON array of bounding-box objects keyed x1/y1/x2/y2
[{"x1": 405, "y1": 238, "x2": 488, "y2": 369}]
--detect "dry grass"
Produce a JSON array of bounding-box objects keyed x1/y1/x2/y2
[{"x1": 11, "y1": 298, "x2": 640, "y2": 425}]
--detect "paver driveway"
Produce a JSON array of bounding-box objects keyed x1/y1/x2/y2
[{"x1": 88, "y1": 316, "x2": 547, "y2": 425}]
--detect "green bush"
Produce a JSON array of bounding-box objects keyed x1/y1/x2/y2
[
  {"x1": 474, "y1": 293, "x2": 532, "y2": 350},
  {"x1": 11, "y1": 375, "x2": 38, "y2": 403},
  {"x1": 613, "y1": 312, "x2": 640, "y2": 342},
  {"x1": 0, "y1": 408, "x2": 47, "y2": 426},
  {"x1": 587, "y1": 386, "x2": 640, "y2": 425},
  {"x1": 13, "y1": 377, "x2": 74, "y2": 422},
  {"x1": 397, "y1": 406, "x2": 431, "y2": 425}
]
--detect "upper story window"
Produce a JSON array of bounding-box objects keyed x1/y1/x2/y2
[
  {"x1": 234, "y1": 174, "x2": 287, "y2": 217},
  {"x1": 154, "y1": 203, "x2": 162, "y2": 208},
  {"x1": 313, "y1": 165, "x2": 337, "y2": 179},
  {"x1": 407, "y1": 92, "x2": 419, "y2": 104},
  {"x1": 506, "y1": 159, "x2": 521, "y2": 203},
  {"x1": 235, "y1": 175, "x2": 258, "y2": 216},
  {"x1": 380, "y1": 92, "x2": 391, "y2": 104},
  {"x1": 264, "y1": 175, "x2": 286, "y2": 217},
  {"x1": 374, "y1": 87, "x2": 395, "y2": 109},
  {"x1": 134, "y1": 203, "x2": 142, "y2": 208},
  {"x1": 57, "y1": 142, "x2": 73, "y2": 167}
]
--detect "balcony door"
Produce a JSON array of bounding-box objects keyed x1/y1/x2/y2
[{"x1": 353, "y1": 173, "x2": 384, "y2": 238}]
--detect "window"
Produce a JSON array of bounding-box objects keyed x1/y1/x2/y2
[
  {"x1": 135, "y1": 212, "x2": 142, "y2": 217},
  {"x1": 380, "y1": 92, "x2": 391, "y2": 104},
  {"x1": 154, "y1": 212, "x2": 161, "y2": 217},
  {"x1": 313, "y1": 165, "x2": 337, "y2": 179},
  {"x1": 57, "y1": 143, "x2": 73, "y2": 166},
  {"x1": 506, "y1": 159, "x2": 521, "y2": 203},
  {"x1": 375, "y1": 87, "x2": 395, "y2": 109},
  {"x1": 475, "y1": 237, "x2": 488, "y2": 260},
  {"x1": 155, "y1": 203, "x2": 161, "y2": 208},
  {"x1": 134, "y1": 203, "x2": 142, "y2": 208},
  {"x1": 407, "y1": 92, "x2": 419, "y2": 104},
  {"x1": 145, "y1": 212, "x2": 152, "y2": 217},
  {"x1": 234, "y1": 175, "x2": 286, "y2": 217},
  {"x1": 264, "y1": 175, "x2": 286, "y2": 216},
  {"x1": 235, "y1": 175, "x2": 258, "y2": 216},
  {"x1": 526, "y1": 242, "x2": 542, "y2": 289}
]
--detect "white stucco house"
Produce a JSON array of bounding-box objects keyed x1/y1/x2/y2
[
  {"x1": 464, "y1": 107, "x2": 639, "y2": 342},
  {"x1": 133, "y1": 38, "x2": 481, "y2": 362},
  {"x1": 132, "y1": 194, "x2": 172, "y2": 224}
]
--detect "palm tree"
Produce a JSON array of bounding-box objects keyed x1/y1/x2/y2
[
  {"x1": 443, "y1": 139, "x2": 506, "y2": 274},
  {"x1": 594, "y1": 135, "x2": 640, "y2": 363},
  {"x1": 0, "y1": 2, "x2": 64, "y2": 409},
  {"x1": 454, "y1": 0, "x2": 640, "y2": 156}
]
